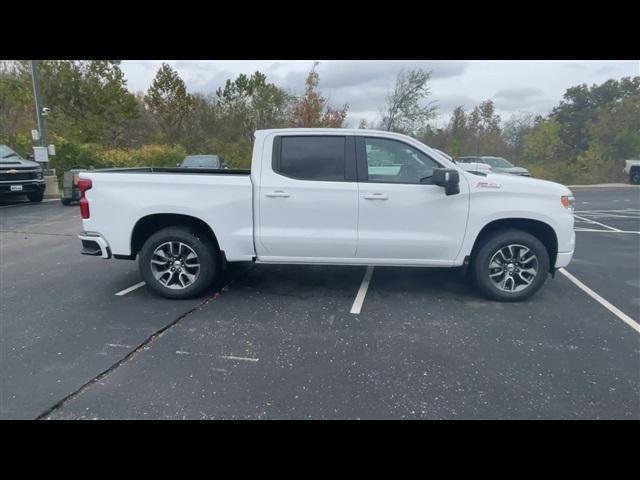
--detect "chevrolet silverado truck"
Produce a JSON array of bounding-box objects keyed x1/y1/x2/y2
[
  {"x1": 0, "y1": 144, "x2": 46, "y2": 202},
  {"x1": 77, "y1": 128, "x2": 575, "y2": 302}
]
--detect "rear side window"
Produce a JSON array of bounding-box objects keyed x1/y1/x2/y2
[{"x1": 276, "y1": 136, "x2": 346, "y2": 181}]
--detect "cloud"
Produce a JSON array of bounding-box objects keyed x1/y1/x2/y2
[{"x1": 494, "y1": 87, "x2": 544, "y2": 101}]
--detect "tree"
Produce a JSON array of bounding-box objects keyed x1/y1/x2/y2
[
  {"x1": 552, "y1": 76, "x2": 640, "y2": 156},
  {"x1": 38, "y1": 60, "x2": 138, "y2": 146},
  {"x1": 503, "y1": 111, "x2": 536, "y2": 155},
  {"x1": 215, "y1": 71, "x2": 292, "y2": 142},
  {"x1": 291, "y1": 62, "x2": 348, "y2": 128},
  {"x1": 379, "y1": 68, "x2": 437, "y2": 136},
  {"x1": 0, "y1": 67, "x2": 34, "y2": 150},
  {"x1": 446, "y1": 105, "x2": 471, "y2": 156},
  {"x1": 468, "y1": 100, "x2": 505, "y2": 154},
  {"x1": 144, "y1": 63, "x2": 196, "y2": 145}
]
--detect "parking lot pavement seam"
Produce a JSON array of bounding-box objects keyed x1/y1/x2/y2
[
  {"x1": 0, "y1": 230, "x2": 75, "y2": 237},
  {"x1": 34, "y1": 266, "x2": 256, "y2": 420}
]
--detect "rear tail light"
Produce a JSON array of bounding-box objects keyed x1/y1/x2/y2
[{"x1": 78, "y1": 178, "x2": 92, "y2": 219}]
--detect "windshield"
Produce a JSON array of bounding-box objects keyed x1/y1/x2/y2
[
  {"x1": 481, "y1": 157, "x2": 514, "y2": 168},
  {"x1": 0, "y1": 145, "x2": 23, "y2": 162},
  {"x1": 181, "y1": 155, "x2": 220, "y2": 168}
]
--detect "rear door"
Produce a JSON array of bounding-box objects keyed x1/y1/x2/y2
[{"x1": 257, "y1": 134, "x2": 359, "y2": 260}]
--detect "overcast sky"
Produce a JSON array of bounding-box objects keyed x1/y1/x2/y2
[{"x1": 121, "y1": 60, "x2": 639, "y2": 128}]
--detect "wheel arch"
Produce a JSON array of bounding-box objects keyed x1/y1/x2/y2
[
  {"x1": 130, "y1": 213, "x2": 222, "y2": 260},
  {"x1": 469, "y1": 218, "x2": 558, "y2": 272}
]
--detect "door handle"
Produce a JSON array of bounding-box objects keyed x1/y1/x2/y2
[
  {"x1": 363, "y1": 193, "x2": 388, "y2": 200},
  {"x1": 265, "y1": 190, "x2": 290, "y2": 198}
]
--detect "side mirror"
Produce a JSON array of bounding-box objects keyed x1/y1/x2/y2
[
  {"x1": 432, "y1": 168, "x2": 460, "y2": 196},
  {"x1": 176, "y1": 163, "x2": 181, "y2": 167}
]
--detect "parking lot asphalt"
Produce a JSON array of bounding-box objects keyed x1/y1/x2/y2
[{"x1": 1, "y1": 186, "x2": 639, "y2": 419}]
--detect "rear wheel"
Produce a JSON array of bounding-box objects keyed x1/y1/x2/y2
[
  {"x1": 27, "y1": 190, "x2": 44, "y2": 202},
  {"x1": 471, "y1": 229, "x2": 550, "y2": 302},
  {"x1": 630, "y1": 168, "x2": 640, "y2": 185},
  {"x1": 139, "y1": 227, "x2": 219, "y2": 299}
]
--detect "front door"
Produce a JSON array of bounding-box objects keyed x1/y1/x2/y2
[{"x1": 356, "y1": 136, "x2": 469, "y2": 265}]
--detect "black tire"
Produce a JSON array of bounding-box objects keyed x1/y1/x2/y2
[
  {"x1": 138, "y1": 226, "x2": 219, "y2": 299},
  {"x1": 630, "y1": 168, "x2": 640, "y2": 185},
  {"x1": 61, "y1": 198, "x2": 72, "y2": 205},
  {"x1": 27, "y1": 190, "x2": 44, "y2": 202},
  {"x1": 470, "y1": 229, "x2": 550, "y2": 302}
]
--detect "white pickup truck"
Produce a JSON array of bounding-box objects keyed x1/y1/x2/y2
[
  {"x1": 623, "y1": 159, "x2": 640, "y2": 184},
  {"x1": 78, "y1": 128, "x2": 575, "y2": 302}
]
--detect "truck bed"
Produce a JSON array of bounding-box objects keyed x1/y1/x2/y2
[{"x1": 80, "y1": 168, "x2": 255, "y2": 262}]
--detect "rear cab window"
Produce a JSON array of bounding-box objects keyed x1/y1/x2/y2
[{"x1": 272, "y1": 135, "x2": 356, "y2": 181}]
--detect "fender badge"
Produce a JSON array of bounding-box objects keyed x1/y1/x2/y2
[{"x1": 476, "y1": 181, "x2": 501, "y2": 189}]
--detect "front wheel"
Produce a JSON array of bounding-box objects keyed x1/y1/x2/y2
[
  {"x1": 27, "y1": 190, "x2": 44, "y2": 202},
  {"x1": 630, "y1": 168, "x2": 640, "y2": 185},
  {"x1": 139, "y1": 227, "x2": 219, "y2": 299},
  {"x1": 470, "y1": 229, "x2": 550, "y2": 302}
]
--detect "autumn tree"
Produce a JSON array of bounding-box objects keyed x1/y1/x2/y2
[
  {"x1": 380, "y1": 68, "x2": 437, "y2": 136},
  {"x1": 291, "y1": 62, "x2": 348, "y2": 128},
  {"x1": 144, "y1": 63, "x2": 196, "y2": 145}
]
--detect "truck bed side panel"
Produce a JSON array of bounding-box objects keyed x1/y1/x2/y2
[{"x1": 80, "y1": 172, "x2": 254, "y2": 261}]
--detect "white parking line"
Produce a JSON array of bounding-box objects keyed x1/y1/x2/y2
[
  {"x1": 350, "y1": 266, "x2": 374, "y2": 314},
  {"x1": 219, "y1": 355, "x2": 259, "y2": 362},
  {"x1": 573, "y1": 214, "x2": 621, "y2": 232},
  {"x1": 559, "y1": 268, "x2": 640, "y2": 334},
  {"x1": 114, "y1": 281, "x2": 146, "y2": 296}
]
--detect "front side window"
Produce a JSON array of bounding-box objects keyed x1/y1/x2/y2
[
  {"x1": 277, "y1": 136, "x2": 346, "y2": 181},
  {"x1": 365, "y1": 137, "x2": 440, "y2": 184}
]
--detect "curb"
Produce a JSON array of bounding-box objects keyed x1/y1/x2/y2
[{"x1": 567, "y1": 183, "x2": 638, "y2": 188}]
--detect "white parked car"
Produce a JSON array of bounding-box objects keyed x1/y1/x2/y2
[
  {"x1": 623, "y1": 159, "x2": 640, "y2": 184},
  {"x1": 77, "y1": 129, "x2": 575, "y2": 302}
]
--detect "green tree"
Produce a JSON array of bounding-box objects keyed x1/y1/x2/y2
[
  {"x1": 144, "y1": 63, "x2": 196, "y2": 145},
  {"x1": 468, "y1": 100, "x2": 505, "y2": 154},
  {"x1": 215, "y1": 71, "x2": 292, "y2": 143},
  {"x1": 552, "y1": 76, "x2": 640, "y2": 156},
  {"x1": 38, "y1": 60, "x2": 138, "y2": 146}
]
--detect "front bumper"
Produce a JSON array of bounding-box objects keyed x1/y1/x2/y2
[
  {"x1": 555, "y1": 250, "x2": 574, "y2": 268},
  {"x1": 0, "y1": 181, "x2": 46, "y2": 194},
  {"x1": 78, "y1": 231, "x2": 111, "y2": 259}
]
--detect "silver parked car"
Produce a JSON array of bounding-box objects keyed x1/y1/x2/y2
[{"x1": 457, "y1": 156, "x2": 531, "y2": 176}]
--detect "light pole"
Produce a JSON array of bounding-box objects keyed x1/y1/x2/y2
[{"x1": 30, "y1": 60, "x2": 49, "y2": 173}]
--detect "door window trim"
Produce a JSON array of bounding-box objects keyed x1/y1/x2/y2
[
  {"x1": 272, "y1": 135, "x2": 357, "y2": 182},
  {"x1": 355, "y1": 136, "x2": 444, "y2": 185}
]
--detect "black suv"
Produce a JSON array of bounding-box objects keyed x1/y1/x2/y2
[{"x1": 0, "y1": 145, "x2": 46, "y2": 202}]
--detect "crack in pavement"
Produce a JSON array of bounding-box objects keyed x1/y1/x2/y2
[{"x1": 35, "y1": 265, "x2": 255, "y2": 420}]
